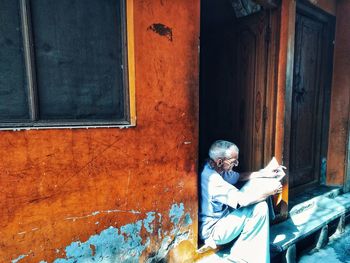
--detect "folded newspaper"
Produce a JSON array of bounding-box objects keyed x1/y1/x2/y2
[
  {"x1": 261, "y1": 156, "x2": 286, "y2": 181},
  {"x1": 240, "y1": 157, "x2": 285, "y2": 197}
]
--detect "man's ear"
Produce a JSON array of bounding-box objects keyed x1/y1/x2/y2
[{"x1": 216, "y1": 159, "x2": 223, "y2": 167}]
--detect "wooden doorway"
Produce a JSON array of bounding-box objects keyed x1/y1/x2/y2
[
  {"x1": 288, "y1": 2, "x2": 335, "y2": 196},
  {"x1": 233, "y1": 10, "x2": 279, "y2": 172},
  {"x1": 199, "y1": 6, "x2": 279, "y2": 172},
  {"x1": 199, "y1": 1, "x2": 279, "y2": 173}
]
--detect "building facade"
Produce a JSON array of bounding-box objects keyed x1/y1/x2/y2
[{"x1": 0, "y1": 0, "x2": 349, "y2": 262}]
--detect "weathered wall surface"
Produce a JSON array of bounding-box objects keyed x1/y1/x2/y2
[
  {"x1": 326, "y1": 0, "x2": 350, "y2": 185},
  {"x1": 306, "y1": 0, "x2": 336, "y2": 15},
  {"x1": 0, "y1": 0, "x2": 200, "y2": 262}
]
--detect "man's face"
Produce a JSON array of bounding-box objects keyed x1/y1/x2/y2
[{"x1": 220, "y1": 150, "x2": 239, "y2": 172}]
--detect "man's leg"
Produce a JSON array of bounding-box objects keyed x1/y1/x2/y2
[
  {"x1": 229, "y1": 201, "x2": 270, "y2": 263},
  {"x1": 211, "y1": 201, "x2": 270, "y2": 263}
]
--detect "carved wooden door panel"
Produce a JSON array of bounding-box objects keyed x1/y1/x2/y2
[
  {"x1": 289, "y1": 5, "x2": 334, "y2": 193},
  {"x1": 234, "y1": 11, "x2": 270, "y2": 171}
]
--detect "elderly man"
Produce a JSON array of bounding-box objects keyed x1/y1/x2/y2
[{"x1": 199, "y1": 140, "x2": 283, "y2": 263}]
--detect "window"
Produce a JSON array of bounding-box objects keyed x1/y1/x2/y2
[{"x1": 0, "y1": 0, "x2": 135, "y2": 129}]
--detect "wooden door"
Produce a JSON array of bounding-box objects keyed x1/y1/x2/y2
[
  {"x1": 234, "y1": 10, "x2": 278, "y2": 172},
  {"x1": 289, "y1": 3, "x2": 334, "y2": 194},
  {"x1": 199, "y1": 4, "x2": 279, "y2": 173}
]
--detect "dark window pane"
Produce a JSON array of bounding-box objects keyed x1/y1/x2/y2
[
  {"x1": 31, "y1": 0, "x2": 125, "y2": 120},
  {"x1": 0, "y1": 0, "x2": 29, "y2": 120}
]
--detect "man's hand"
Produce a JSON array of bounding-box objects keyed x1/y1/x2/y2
[
  {"x1": 237, "y1": 179, "x2": 283, "y2": 207},
  {"x1": 273, "y1": 166, "x2": 287, "y2": 180},
  {"x1": 257, "y1": 157, "x2": 287, "y2": 179},
  {"x1": 259, "y1": 165, "x2": 286, "y2": 179},
  {"x1": 268, "y1": 180, "x2": 283, "y2": 195}
]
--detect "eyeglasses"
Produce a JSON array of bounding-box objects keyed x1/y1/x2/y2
[{"x1": 224, "y1": 158, "x2": 239, "y2": 167}]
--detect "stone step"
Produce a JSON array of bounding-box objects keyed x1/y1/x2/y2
[{"x1": 270, "y1": 192, "x2": 350, "y2": 250}]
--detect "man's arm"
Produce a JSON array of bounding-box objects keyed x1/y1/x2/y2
[
  {"x1": 239, "y1": 166, "x2": 286, "y2": 181},
  {"x1": 236, "y1": 179, "x2": 282, "y2": 207},
  {"x1": 238, "y1": 171, "x2": 261, "y2": 181}
]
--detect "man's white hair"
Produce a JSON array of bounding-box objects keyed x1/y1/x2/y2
[{"x1": 208, "y1": 140, "x2": 239, "y2": 161}]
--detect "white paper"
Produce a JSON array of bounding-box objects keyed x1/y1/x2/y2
[
  {"x1": 239, "y1": 157, "x2": 286, "y2": 197},
  {"x1": 262, "y1": 157, "x2": 286, "y2": 181}
]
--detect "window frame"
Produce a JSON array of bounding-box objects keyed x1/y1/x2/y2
[{"x1": 0, "y1": 0, "x2": 136, "y2": 130}]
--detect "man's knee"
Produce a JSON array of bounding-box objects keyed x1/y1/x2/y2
[{"x1": 252, "y1": 201, "x2": 268, "y2": 217}]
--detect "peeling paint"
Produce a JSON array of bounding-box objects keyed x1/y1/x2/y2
[
  {"x1": 146, "y1": 236, "x2": 172, "y2": 262},
  {"x1": 158, "y1": 212, "x2": 163, "y2": 239},
  {"x1": 146, "y1": 231, "x2": 190, "y2": 263},
  {"x1": 143, "y1": 212, "x2": 156, "y2": 233},
  {"x1": 147, "y1": 204, "x2": 192, "y2": 262},
  {"x1": 53, "y1": 224, "x2": 149, "y2": 263},
  {"x1": 169, "y1": 203, "x2": 184, "y2": 224},
  {"x1": 65, "y1": 209, "x2": 141, "y2": 221},
  {"x1": 33, "y1": 203, "x2": 193, "y2": 263},
  {"x1": 11, "y1": 251, "x2": 33, "y2": 263},
  {"x1": 11, "y1": 254, "x2": 28, "y2": 263},
  {"x1": 17, "y1": 227, "x2": 40, "y2": 236},
  {"x1": 184, "y1": 213, "x2": 192, "y2": 226}
]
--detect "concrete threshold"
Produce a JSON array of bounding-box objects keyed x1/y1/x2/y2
[
  {"x1": 271, "y1": 190, "x2": 350, "y2": 262},
  {"x1": 196, "y1": 189, "x2": 350, "y2": 263}
]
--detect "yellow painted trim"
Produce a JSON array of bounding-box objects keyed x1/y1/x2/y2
[{"x1": 126, "y1": 0, "x2": 136, "y2": 125}]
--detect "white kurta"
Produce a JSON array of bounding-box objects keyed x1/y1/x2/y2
[{"x1": 199, "y1": 163, "x2": 270, "y2": 263}]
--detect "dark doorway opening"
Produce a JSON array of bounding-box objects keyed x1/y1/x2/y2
[
  {"x1": 199, "y1": 0, "x2": 279, "y2": 173},
  {"x1": 199, "y1": 0, "x2": 238, "y2": 170}
]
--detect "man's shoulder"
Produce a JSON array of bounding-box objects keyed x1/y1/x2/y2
[
  {"x1": 201, "y1": 165, "x2": 223, "y2": 184},
  {"x1": 201, "y1": 164, "x2": 217, "y2": 176}
]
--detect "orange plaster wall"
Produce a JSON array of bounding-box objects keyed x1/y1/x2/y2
[
  {"x1": 0, "y1": 1, "x2": 200, "y2": 262},
  {"x1": 326, "y1": 0, "x2": 350, "y2": 185}
]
